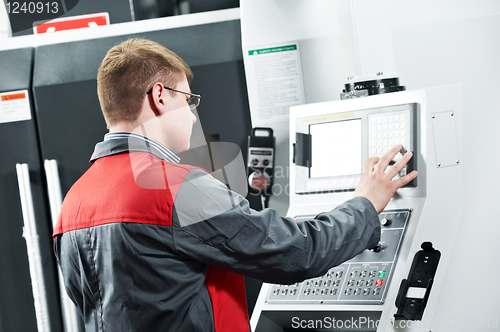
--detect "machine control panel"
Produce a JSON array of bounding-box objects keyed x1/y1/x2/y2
[
  {"x1": 266, "y1": 209, "x2": 411, "y2": 305},
  {"x1": 293, "y1": 103, "x2": 417, "y2": 194}
]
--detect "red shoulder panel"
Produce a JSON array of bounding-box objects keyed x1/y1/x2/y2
[{"x1": 54, "y1": 153, "x2": 197, "y2": 236}]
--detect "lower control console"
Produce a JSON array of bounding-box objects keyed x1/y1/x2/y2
[{"x1": 266, "y1": 209, "x2": 411, "y2": 305}]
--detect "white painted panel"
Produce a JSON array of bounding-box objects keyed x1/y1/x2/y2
[{"x1": 391, "y1": 13, "x2": 500, "y2": 330}]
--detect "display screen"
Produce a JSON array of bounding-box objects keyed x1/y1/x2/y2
[{"x1": 309, "y1": 119, "x2": 362, "y2": 178}]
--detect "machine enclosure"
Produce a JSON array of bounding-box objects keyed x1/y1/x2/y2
[{"x1": 250, "y1": 86, "x2": 463, "y2": 332}]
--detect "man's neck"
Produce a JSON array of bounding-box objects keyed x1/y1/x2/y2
[{"x1": 108, "y1": 122, "x2": 135, "y2": 133}]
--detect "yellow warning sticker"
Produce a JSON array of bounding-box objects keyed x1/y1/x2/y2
[{"x1": 303, "y1": 112, "x2": 354, "y2": 122}]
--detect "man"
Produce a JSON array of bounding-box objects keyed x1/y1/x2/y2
[{"x1": 53, "y1": 38, "x2": 417, "y2": 332}]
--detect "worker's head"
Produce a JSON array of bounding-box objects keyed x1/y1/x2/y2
[{"x1": 97, "y1": 38, "x2": 193, "y2": 129}]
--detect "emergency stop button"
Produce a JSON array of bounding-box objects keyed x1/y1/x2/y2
[{"x1": 248, "y1": 171, "x2": 270, "y2": 190}]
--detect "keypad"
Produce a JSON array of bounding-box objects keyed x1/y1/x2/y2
[
  {"x1": 268, "y1": 264, "x2": 390, "y2": 302},
  {"x1": 368, "y1": 110, "x2": 411, "y2": 158},
  {"x1": 339, "y1": 263, "x2": 390, "y2": 301},
  {"x1": 296, "y1": 266, "x2": 346, "y2": 300},
  {"x1": 268, "y1": 266, "x2": 348, "y2": 301}
]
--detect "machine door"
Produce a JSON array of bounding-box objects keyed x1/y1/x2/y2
[{"x1": 0, "y1": 48, "x2": 63, "y2": 332}]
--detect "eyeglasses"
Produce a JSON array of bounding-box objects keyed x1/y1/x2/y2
[{"x1": 146, "y1": 86, "x2": 201, "y2": 109}]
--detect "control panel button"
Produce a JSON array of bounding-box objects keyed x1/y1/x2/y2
[
  {"x1": 248, "y1": 171, "x2": 270, "y2": 190},
  {"x1": 376, "y1": 279, "x2": 384, "y2": 287},
  {"x1": 378, "y1": 270, "x2": 386, "y2": 278}
]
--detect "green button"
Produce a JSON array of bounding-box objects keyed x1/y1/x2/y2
[{"x1": 378, "y1": 270, "x2": 386, "y2": 278}]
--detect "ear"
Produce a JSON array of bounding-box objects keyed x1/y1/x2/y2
[{"x1": 148, "y1": 83, "x2": 168, "y2": 116}]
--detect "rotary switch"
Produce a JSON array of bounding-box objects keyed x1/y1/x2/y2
[
  {"x1": 381, "y1": 218, "x2": 392, "y2": 227},
  {"x1": 370, "y1": 241, "x2": 386, "y2": 253}
]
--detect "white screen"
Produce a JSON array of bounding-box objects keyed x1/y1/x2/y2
[{"x1": 310, "y1": 119, "x2": 362, "y2": 178}]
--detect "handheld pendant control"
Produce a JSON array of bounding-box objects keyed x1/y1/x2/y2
[{"x1": 247, "y1": 128, "x2": 275, "y2": 198}]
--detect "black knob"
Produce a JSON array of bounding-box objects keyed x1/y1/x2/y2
[
  {"x1": 381, "y1": 218, "x2": 392, "y2": 226},
  {"x1": 251, "y1": 159, "x2": 259, "y2": 166},
  {"x1": 263, "y1": 159, "x2": 270, "y2": 166},
  {"x1": 369, "y1": 241, "x2": 385, "y2": 253}
]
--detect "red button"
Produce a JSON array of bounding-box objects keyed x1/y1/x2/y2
[
  {"x1": 251, "y1": 173, "x2": 268, "y2": 189},
  {"x1": 376, "y1": 279, "x2": 384, "y2": 287}
]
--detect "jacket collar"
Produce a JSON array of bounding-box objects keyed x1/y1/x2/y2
[{"x1": 90, "y1": 132, "x2": 180, "y2": 164}]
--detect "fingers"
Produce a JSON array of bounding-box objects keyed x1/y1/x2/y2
[
  {"x1": 377, "y1": 145, "x2": 402, "y2": 174},
  {"x1": 383, "y1": 150, "x2": 413, "y2": 180},
  {"x1": 356, "y1": 145, "x2": 418, "y2": 213},
  {"x1": 363, "y1": 156, "x2": 380, "y2": 174},
  {"x1": 391, "y1": 170, "x2": 418, "y2": 189}
]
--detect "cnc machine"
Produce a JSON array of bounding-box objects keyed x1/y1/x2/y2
[{"x1": 250, "y1": 85, "x2": 463, "y2": 332}]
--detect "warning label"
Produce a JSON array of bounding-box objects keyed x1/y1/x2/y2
[{"x1": 0, "y1": 90, "x2": 32, "y2": 124}]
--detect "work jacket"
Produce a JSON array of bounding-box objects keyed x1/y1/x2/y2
[{"x1": 53, "y1": 133, "x2": 380, "y2": 332}]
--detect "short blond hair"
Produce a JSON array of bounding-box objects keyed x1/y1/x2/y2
[{"x1": 97, "y1": 38, "x2": 193, "y2": 127}]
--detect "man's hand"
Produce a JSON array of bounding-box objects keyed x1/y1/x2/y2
[{"x1": 354, "y1": 145, "x2": 418, "y2": 213}]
